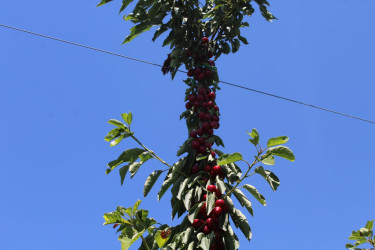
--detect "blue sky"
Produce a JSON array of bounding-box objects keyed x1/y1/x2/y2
[{"x1": 1, "y1": 1, "x2": 374, "y2": 250}]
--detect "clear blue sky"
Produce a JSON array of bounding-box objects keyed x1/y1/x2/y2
[{"x1": 1, "y1": 1, "x2": 374, "y2": 250}]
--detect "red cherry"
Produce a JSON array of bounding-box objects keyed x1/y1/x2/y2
[
  {"x1": 113, "y1": 223, "x2": 119, "y2": 229},
  {"x1": 199, "y1": 146, "x2": 206, "y2": 154},
  {"x1": 207, "y1": 129, "x2": 214, "y2": 135},
  {"x1": 207, "y1": 101, "x2": 214, "y2": 108},
  {"x1": 204, "y1": 165, "x2": 211, "y2": 172},
  {"x1": 203, "y1": 225, "x2": 211, "y2": 235},
  {"x1": 215, "y1": 189, "x2": 222, "y2": 198},
  {"x1": 205, "y1": 142, "x2": 212, "y2": 149},
  {"x1": 197, "y1": 128, "x2": 204, "y2": 136},
  {"x1": 215, "y1": 123, "x2": 220, "y2": 129},
  {"x1": 211, "y1": 207, "x2": 223, "y2": 218},
  {"x1": 192, "y1": 219, "x2": 201, "y2": 229},
  {"x1": 202, "y1": 37, "x2": 209, "y2": 43},
  {"x1": 187, "y1": 51, "x2": 192, "y2": 57},
  {"x1": 193, "y1": 101, "x2": 200, "y2": 108},
  {"x1": 214, "y1": 105, "x2": 219, "y2": 111},
  {"x1": 214, "y1": 230, "x2": 221, "y2": 239},
  {"x1": 208, "y1": 92, "x2": 216, "y2": 100},
  {"x1": 204, "y1": 113, "x2": 211, "y2": 121},
  {"x1": 198, "y1": 73, "x2": 206, "y2": 81},
  {"x1": 203, "y1": 177, "x2": 209, "y2": 183},
  {"x1": 198, "y1": 88, "x2": 207, "y2": 95},
  {"x1": 199, "y1": 203, "x2": 207, "y2": 214},
  {"x1": 191, "y1": 165, "x2": 199, "y2": 174},
  {"x1": 206, "y1": 218, "x2": 216, "y2": 228},
  {"x1": 188, "y1": 95, "x2": 196, "y2": 103},
  {"x1": 191, "y1": 140, "x2": 200, "y2": 149},
  {"x1": 196, "y1": 94, "x2": 204, "y2": 102},
  {"x1": 207, "y1": 52, "x2": 213, "y2": 58},
  {"x1": 187, "y1": 69, "x2": 194, "y2": 77},
  {"x1": 210, "y1": 151, "x2": 216, "y2": 158},
  {"x1": 203, "y1": 194, "x2": 207, "y2": 200},
  {"x1": 205, "y1": 70, "x2": 212, "y2": 79},
  {"x1": 210, "y1": 243, "x2": 218, "y2": 250},
  {"x1": 218, "y1": 172, "x2": 225, "y2": 179},
  {"x1": 210, "y1": 121, "x2": 218, "y2": 129},
  {"x1": 202, "y1": 122, "x2": 210, "y2": 131},
  {"x1": 185, "y1": 102, "x2": 191, "y2": 109},
  {"x1": 207, "y1": 185, "x2": 216, "y2": 193},
  {"x1": 198, "y1": 112, "x2": 206, "y2": 120},
  {"x1": 195, "y1": 67, "x2": 202, "y2": 74},
  {"x1": 212, "y1": 165, "x2": 221, "y2": 175},
  {"x1": 197, "y1": 137, "x2": 205, "y2": 144},
  {"x1": 208, "y1": 60, "x2": 215, "y2": 66},
  {"x1": 202, "y1": 102, "x2": 208, "y2": 108},
  {"x1": 190, "y1": 130, "x2": 197, "y2": 138},
  {"x1": 212, "y1": 115, "x2": 219, "y2": 121},
  {"x1": 215, "y1": 199, "x2": 225, "y2": 208}
]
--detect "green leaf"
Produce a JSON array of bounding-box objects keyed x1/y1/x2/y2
[
  {"x1": 246, "y1": 129, "x2": 259, "y2": 146},
  {"x1": 224, "y1": 196, "x2": 252, "y2": 240},
  {"x1": 266, "y1": 145, "x2": 295, "y2": 162},
  {"x1": 243, "y1": 184, "x2": 267, "y2": 206},
  {"x1": 183, "y1": 189, "x2": 194, "y2": 210},
  {"x1": 365, "y1": 220, "x2": 374, "y2": 230},
  {"x1": 199, "y1": 235, "x2": 211, "y2": 250},
  {"x1": 123, "y1": 22, "x2": 155, "y2": 44},
  {"x1": 119, "y1": 165, "x2": 130, "y2": 185},
  {"x1": 214, "y1": 135, "x2": 225, "y2": 147},
  {"x1": 108, "y1": 119, "x2": 127, "y2": 130},
  {"x1": 121, "y1": 112, "x2": 133, "y2": 126},
  {"x1": 217, "y1": 153, "x2": 243, "y2": 165},
  {"x1": 119, "y1": 228, "x2": 145, "y2": 250},
  {"x1": 231, "y1": 187, "x2": 254, "y2": 216},
  {"x1": 224, "y1": 225, "x2": 240, "y2": 250},
  {"x1": 144, "y1": 170, "x2": 163, "y2": 197},
  {"x1": 120, "y1": 0, "x2": 134, "y2": 13},
  {"x1": 206, "y1": 189, "x2": 216, "y2": 215},
  {"x1": 97, "y1": 0, "x2": 113, "y2": 7},
  {"x1": 104, "y1": 127, "x2": 123, "y2": 142},
  {"x1": 154, "y1": 228, "x2": 171, "y2": 248},
  {"x1": 255, "y1": 166, "x2": 280, "y2": 191},
  {"x1": 267, "y1": 136, "x2": 289, "y2": 147},
  {"x1": 182, "y1": 227, "x2": 193, "y2": 244},
  {"x1": 176, "y1": 178, "x2": 189, "y2": 200},
  {"x1": 107, "y1": 148, "x2": 145, "y2": 174},
  {"x1": 129, "y1": 162, "x2": 143, "y2": 178},
  {"x1": 132, "y1": 200, "x2": 142, "y2": 215},
  {"x1": 157, "y1": 158, "x2": 184, "y2": 200},
  {"x1": 261, "y1": 154, "x2": 275, "y2": 165},
  {"x1": 110, "y1": 134, "x2": 125, "y2": 147},
  {"x1": 238, "y1": 35, "x2": 249, "y2": 45},
  {"x1": 103, "y1": 211, "x2": 127, "y2": 225}
]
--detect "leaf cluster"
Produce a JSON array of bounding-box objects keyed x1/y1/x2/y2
[{"x1": 346, "y1": 220, "x2": 375, "y2": 250}]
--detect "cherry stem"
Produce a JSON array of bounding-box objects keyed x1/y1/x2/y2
[
  {"x1": 223, "y1": 149, "x2": 263, "y2": 199},
  {"x1": 131, "y1": 134, "x2": 172, "y2": 168}
]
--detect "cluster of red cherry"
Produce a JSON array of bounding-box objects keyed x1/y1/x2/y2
[{"x1": 185, "y1": 37, "x2": 227, "y2": 250}]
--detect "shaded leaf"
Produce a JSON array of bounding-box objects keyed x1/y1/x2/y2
[
  {"x1": 231, "y1": 186, "x2": 254, "y2": 216},
  {"x1": 144, "y1": 170, "x2": 163, "y2": 197},
  {"x1": 120, "y1": 0, "x2": 134, "y2": 13},
  {"x1": 97, "y1": 0, "x2": 114, "y2": 7},
  {"x1": 255, "y1": 166, "x2": 280, "y2": 191},
  {"x1": 243, "y1": 184, "x2": 267, "y2": 206},
  {"x1": 119, "y1": 228, "x2": 145, "y2": 250}
]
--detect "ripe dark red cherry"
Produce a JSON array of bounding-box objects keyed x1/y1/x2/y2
[
  {"x1": 210, "y1": 121, "x2": 218, "y2": 129},
  {"x1": 204, "y1": 165, "x2": 211, "y2": 172},
  {"x1": 193, "y1": 101, "x2": 200, "y2": 108},
  {"x1": 208, "y1": 60, "x2": 215, "y2": 66},
  {"x1": 196, "y1": 94, "x2": 204, "y2": 102},
  {"x1": 190, "y1": 130, "x2": 197, "y2": 138},
  {"x1": 215, "y1": 199, "x2": 225, "y2": 208},
  {"x1": 199, "y1": 203, "x2": 207, "y2": 214},
  {"x1": 207, "y1": 129, "x2": 214, "y2": 135},
  {"x1": 187, "y1": 69, "x2": 194, "y2": 77},
  {"x1": 198, "y1": 88, "x2": 206, "y2": 95},
  {"x1": 206, "y1": 218, "x2": 216, "y2": 228},
  {"x1": 191, "y1": 165, "x2": 199, "y2": 174},
  {"x1": 204, "y1": 113, "x2": 211, "y2": 121},
  {"x1": 185, "y1": 102, "x2": 191, "y2": 109},
  {"x1": 205, "y1": 70, "x2": 212, "y2": 79},
  {"x1": 188, "y1": 95, "x2": 196, "y2": 103},
  {"x1": 207, "y1": 101, "x2": 214, "y2": 108},
  {"x1": 208, "y1": 92, "x2": 216, "y2": 100},
  {"x1": 198, "y1": 73, "x2": 206, "y2": 81},
  {"x1": 207, "y1": 185, "x2": 216, "y2": 193},
  {"x1": 211, "y1": 206, "x2": 223, "y2": 218},
  {"x1": 197, "y1": 137, "x2": 205, "y2": 144},
  {"x1": 212, "y1": 165, "x2": 221, "y2": 175},
  {"x1": 215, "y1": 189, "x2": 222, "y2": 198},
  {"x1": 202, "y1": 122, "x2": 209, "y2": 131},
  {"x1": 203, "y1": 194, "x2": 207, "y2": 200},
  {"x1": 191, "y1": 140, "x2": 200, "y2": 149},
  {"x1": 202, "y1": 37, "x2": 209, "y2": 43},
  {"x1": 199, "y1": 146, "x2": 206, "y2": 154},
  {"x1": 197, "y1": 128, "x2": 204, "y2": 136},
  {"x1": 210, "y1": 151, "x2": 216, "y2": 158},
  {"x1": 198, "y1": 112, "x2": 206, "y2": 120},
  {"x1": 205, "y1": 142, "x2": 212, "y2": 149},
  {"x1": 214, "y1": 105, "x2": 219, "y2": 111},
  {"x1": 203, "y1": 225, "x2": 211, "y2": 235}
]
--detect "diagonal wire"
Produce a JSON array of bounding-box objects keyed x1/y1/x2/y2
[{"x1": 1, "y1": 23, "x2": 374, "y2": 125}]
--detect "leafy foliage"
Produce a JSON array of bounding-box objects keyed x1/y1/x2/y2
[{"x1": 346, "y1": 220, "x2": 374, "y2": 250}]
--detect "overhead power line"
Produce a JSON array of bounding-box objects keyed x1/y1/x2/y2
[{"x1": 1, "y1": 23, "x2": 374, "y2": 125}]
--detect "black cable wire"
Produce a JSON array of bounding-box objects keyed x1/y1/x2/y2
[{"x1": 1, "y1": 23, "x2": 374, "y2": 125}]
